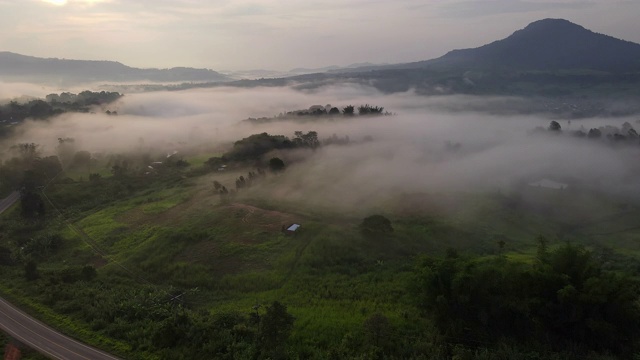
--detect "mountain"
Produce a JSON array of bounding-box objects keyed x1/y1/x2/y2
[
  {"x1": 430, "y1": 18, "x2": 640, "y2": 72},
  {"x1": 344, "y1": 19, "x2": 640, "y2": 73},
  {"x1": 0, "y1": 52, "x2": 231, "y2": 84},
  {"x1": 262, "y1": 18, "x2": 640, "y2": 103},
  {"x1": 221, "y1": 63, "x2": 391, "y2": 80}
]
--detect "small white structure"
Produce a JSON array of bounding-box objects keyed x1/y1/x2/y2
[
  {"x1": 287, "y1": 224, "x2": 301, "y2": 232},
  {"x1": 528, "y1": 179, "x2": 568, "y2": 190}
]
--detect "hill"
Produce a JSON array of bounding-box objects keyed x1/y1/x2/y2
[
  {"x1": 342, "y1": 19, "x2": 640, "y2": 73},
  {"x1": 0, "y1": 51, "x2": 232, "y2": 84},
  {"x1": 135, "y1": 19, "x2": 640, "y2": 106},
  {"x1": 428, "y1": 18, "x2": 640, "y2": 72}
]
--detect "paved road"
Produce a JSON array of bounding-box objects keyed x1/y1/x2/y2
[
  {"x1": 0, "y1": 191, "x2": 122, "y2": 360},
  {"x1": 0, "y1": 298, "x2": 121, "y2": 360},
  {"x1": 0, "y1": 191, "x2": 19, "y2": 214}
]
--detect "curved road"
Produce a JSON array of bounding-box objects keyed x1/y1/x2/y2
[
  {"x1": 0, "y1": 191, "x2": 19, "y2": 214},
  {"x1": 0, "y1": 191, "x2": 121, "y2": 360}
]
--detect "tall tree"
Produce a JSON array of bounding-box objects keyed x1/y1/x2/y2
[{"x1": 257, "y1": 301, "x2": 295, "y2": 359}]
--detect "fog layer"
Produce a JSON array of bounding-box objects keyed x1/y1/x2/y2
[{"x1": 2, "y1": 84, "x2": 639, "y2": 209}]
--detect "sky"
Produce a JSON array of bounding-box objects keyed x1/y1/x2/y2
[{"x1": 0, "y1": 0, "x2": 639, "y2": 71}]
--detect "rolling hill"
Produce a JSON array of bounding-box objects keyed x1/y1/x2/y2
[{"x1": 0, "y1": 51, "x2": 231, "y2": 84}]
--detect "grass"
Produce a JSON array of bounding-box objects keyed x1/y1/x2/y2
[
  {"x1": 185, "y1": 152, "x2": 223, "y2": 167},
  {"x1": 63, "y1": 166, "x2": 112, "y2": 182},
  {"x1": 0, "y1": 276, "x2": 138, "y2": 360},
  {"x1": 3, "y1": 164, "x2": 640, "y2": 358}
]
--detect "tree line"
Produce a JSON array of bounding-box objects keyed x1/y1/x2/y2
[
  {"x1": 242, "y1": 103, "x2": 393, "y2": 124},
  {"x1": 0, "y1": 91, "x2": 122, "y2": 139}
]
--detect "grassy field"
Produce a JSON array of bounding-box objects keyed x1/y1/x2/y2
[{"x1": 2, "y1": 160, "x2": 640, "y2": 358}]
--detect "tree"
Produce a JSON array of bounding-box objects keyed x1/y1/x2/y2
[
  {"x1": 361, "y1": 215, "x2": 393, "y2": 238},
  {"x1": 34, "y1": 156, "x2": 63, "y2": 180},
  {"x1": 269, "y1": 157, "x2": 286, "y2": 173},
  {"x1": 25, "y1": 260, "x2": 39, "y2": 281},
  {"x1": 28, "y1": 100, "x2": 53, "y2": 119},
  {"x1": 412, "y1": 243, "x2": 640, "y2": 356},
  {"x1": 82, "y1": 265, "x2": 97, "y2": 281},
  {"x1": 358, "y1": 104, "x2": 384, "y2": 115},
  {"x1": 257, "y1": 301, "x2": 295, "y2": 359},
  {"x1": 11, "y1": 143, "x2": 40, "y2": 165},
  {"x1": 89, "y1": 173, "x2": 102, "y2": 183},
  {"x1": 548, "y1": 121, "x2": 562, "y2": 131},
  {"x1": 20, "y1": 191, "x2": 45, "y2": 218},
  {"x1": 293, "y1": 131, "x2": 320, "y2": 149},
  {"x1": 72, "y1": 150, "x2": 91, "y2": 170},
  {"x1": 20, "y1": 170, "x2": 46, "y2": 218},
  {"x1": 342, "y1": 105, "x2": 355, "y2": 116},
  {"x1": 588, "y1": 128, "x2": 602, "y2": 139},
  {"x1": 364, "y1": 313, "x2": 392, "y2": 348}
]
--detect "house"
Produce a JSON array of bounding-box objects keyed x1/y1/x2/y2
[{"x1": 282, "y1": 223, "x2": 301, "y2": 235}]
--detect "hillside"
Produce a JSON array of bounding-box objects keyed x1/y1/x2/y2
[
  {"x1": 431, "y1": 18, "x2": 640, "y2": 72},
  {"x1": 3, "y1": 129, "x2": 640, "y2": 359},
  {"x1": 0, "y1": 51, "x2": 232, "y2": 84},
  {"x1": 342, "y1": 19, "x2": 640, "y2": 73}
]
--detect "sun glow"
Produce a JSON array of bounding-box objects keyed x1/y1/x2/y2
[{"x1": 42, "y1": 0, "x2": 68, "y2": 5}]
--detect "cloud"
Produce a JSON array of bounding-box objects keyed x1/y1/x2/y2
[
  {"x1": 39, "y1": 0, "x2": 110, "y2": 6},
  {"x1": 435, "y1": 0, "x2": 596, "y2": 18}
]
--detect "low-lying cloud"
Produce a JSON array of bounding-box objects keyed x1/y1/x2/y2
[{"x1": 2, "y1": 83, "x2": 640, "y2": 211}]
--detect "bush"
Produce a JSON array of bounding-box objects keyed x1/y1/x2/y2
[
  {"x1": 269, "y1": 157, "x2": 286, "y2": 173},
  {"x1": 361, "y1": 215, "x2": 393, "y2": 238}
]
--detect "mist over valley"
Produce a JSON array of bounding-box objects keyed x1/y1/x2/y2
[{"x1": 2, "y1": 12, "x2": 640, "y2": 360}]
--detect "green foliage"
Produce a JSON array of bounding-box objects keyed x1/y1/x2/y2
[
  {"x1": 81, "y1": 265, "x2": 97, "y2": 281},
  {"x1": 5, "y1": 150, "x2": 640, "y2": 359},
  {"x1": 269, "y1": 157, "x2": 286, "y2": 173},
  {"x1": 71, "y1": 150, "x2": 91, "y2": 169},
  {"x1": 18, "y1": 233, "x2": 63, "y2": 260},
  {"x1": 20, "y1": 189, "x2": 46, "y2": 218},
  {"x1": 24, "y1": 260, "x2": 39, "y2": 281},
  {"x1": 226, "y1": 132, "x2": 294, "y2": 161},
  {"x1": 360, "y1": 215, "x2": 393, "y2": 238},
  {"x1": 292, "y1": 131, "x2": 320, "y2": 148},
  {"x1": 413, "y1": 243, "x2": 640, "y2": 356},
  {"x1": 257, "y1": 301, "x2": 295, "y2": 359},
  {"x1": 363, "y1": 313, "x2": 392, "y2": 349}
]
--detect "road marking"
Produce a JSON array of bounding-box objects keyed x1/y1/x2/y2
[
  {"x1": 0, "y1": 295, "x2": 120, "y2": 359},
  {"x1": 0, "y1": 305, "x2": 87, "y2": 359}
]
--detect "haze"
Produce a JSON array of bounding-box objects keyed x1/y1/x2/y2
[
  {"x1": 1, "y1": 0, "x2": 639, "y2": 71},
  {"x1": 3, "y1": 84, "x2": 639, "y2": 212}
]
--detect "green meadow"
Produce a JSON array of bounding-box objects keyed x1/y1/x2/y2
[{"x1": 2, "y1": 158, "x2": 640, "y2": 359}]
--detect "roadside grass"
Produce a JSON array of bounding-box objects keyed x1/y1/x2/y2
[{"x1": 0, "y1": 272, "x2": 141, "y2": 360}]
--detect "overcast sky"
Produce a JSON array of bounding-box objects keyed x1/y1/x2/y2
[{"x1": 1, "y1": 0, "x2": 638, "y2": 71}]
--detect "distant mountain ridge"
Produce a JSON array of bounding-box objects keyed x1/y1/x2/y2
[
  {"x1": 0, "y1": 51, "x2": 231, "y2": 84},
  {"x1": 340, "y1": 19, "x2": 640, "y2": 73},
  {"x1": 432, "y1": 19, "x2": 640, "y2": 72}
]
